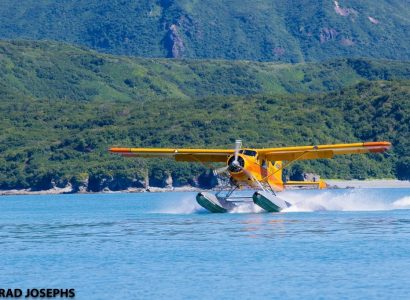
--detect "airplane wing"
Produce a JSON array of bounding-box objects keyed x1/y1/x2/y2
[
  {"x1": 109, "y1": 147, "x2": 233, "y2": 162},
  {"x1": 256, "y1": 142, "x2": 391, "y2": 161},
  {"x1": 110, "y1": 141, "x2": 391, "y2": 163}
]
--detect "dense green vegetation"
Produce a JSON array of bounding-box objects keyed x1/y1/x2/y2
[
  {"x1": 1, "y1": 41, "x2": 409, "y2": 102},
  {"x1": 0, "y1": 0, "x2": 408, "y2": 62},
  {"x1": 0, "y1": 41, "x2": 409, "y2": 191}
]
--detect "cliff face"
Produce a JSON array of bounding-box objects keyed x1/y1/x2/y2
[
  {"x1": 22, "y1": 170, "x2": 220, "y2": 193},
  {"x1": 164, "y1": 24, "x2": 185, "y2": 58},
  {"x1": 3, "y1": 169, "x2": 329, "y2": 193},
  {"x1": 2, "y1": 169, "x2": 333, "y2": 193}
]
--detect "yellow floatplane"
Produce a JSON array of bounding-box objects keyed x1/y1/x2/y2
[{"x1": 109, "y1": 141, "x2": 391, "y2": 213}]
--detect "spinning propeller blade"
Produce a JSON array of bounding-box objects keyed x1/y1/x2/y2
[
  {"x1": 213, "y1": 139, "x2": 242, "y2": 176},
  {"x1": 213, "y1": 165, "x2": 229, "y2": 176},
  {"x1": 234, "y1": 139, "x2": 242, "y2": 163}
]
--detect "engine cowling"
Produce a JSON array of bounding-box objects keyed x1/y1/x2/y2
[{"x1": 227, "y1": 155, "x2": 245, "y2": 173}]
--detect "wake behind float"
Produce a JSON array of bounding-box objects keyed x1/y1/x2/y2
[{"x1": 196, "y1": 190, "x2": 290, "y2": 213}]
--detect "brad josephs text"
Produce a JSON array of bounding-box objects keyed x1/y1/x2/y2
[{"x1": 0, "y1": 289, "x2": 75, "y2": 298}]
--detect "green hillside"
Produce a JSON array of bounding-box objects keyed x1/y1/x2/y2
[
  {"x1": 0, "y1": 0, "x2": 408, "y2": 62},
  {"x1": 0, "y1": 41, "x2": 409, "y2": 191},
  {"x1": 1, "y1": 41, "x2": 409, "y2": 102},
  {"x1": 1, "y1": 80, "x2": 408, "y2": 191}
]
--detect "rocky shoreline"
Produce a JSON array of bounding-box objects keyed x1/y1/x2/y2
[
  {"x1": 1, "y1": 180, "x2": 409, "y2": 196},
  {"x1": 0, "y1": 182, "x2": 206, "y2": 196}
]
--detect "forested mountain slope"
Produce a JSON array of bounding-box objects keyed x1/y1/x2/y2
[
  {"x1": 0, "y1": 41, "x2": 409, "y2": 191},
  {"x1": 0, "y1": 0, "x2": 408, "y2": 62},
  {"x1": 1, "y1": 41, "x2": 409, "y2": 102},
  {"x1": 1, "y1": 80, "x2": 408, "y2": 191}
]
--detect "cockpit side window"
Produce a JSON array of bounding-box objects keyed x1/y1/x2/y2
[{"x1": 242, "y1": 150, "x2": 257, "y2": 157}]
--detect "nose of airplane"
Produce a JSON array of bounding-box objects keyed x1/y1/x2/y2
[{"x1": 227, "y1": 155, "x2": 245, "y2": 173}]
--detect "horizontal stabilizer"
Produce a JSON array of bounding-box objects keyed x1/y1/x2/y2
[{"x1": 285, "y1": 180, "x2": 327, "y2": 189}]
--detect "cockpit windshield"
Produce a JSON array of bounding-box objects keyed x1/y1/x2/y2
[{"x1": 239, "y1": 149, "x2": 257, "y2": 157}]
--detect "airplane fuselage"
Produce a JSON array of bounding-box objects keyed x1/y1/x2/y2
[{"x1": 226, "y1": 149, "x2": 285, "y2": 191}]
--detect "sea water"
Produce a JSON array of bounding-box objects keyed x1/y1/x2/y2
[{"x1": 1, "y1": 188, "x2": 410, "y2": 299}]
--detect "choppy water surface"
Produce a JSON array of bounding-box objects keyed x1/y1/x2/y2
[{"x1": 1, "y1": 188, "x2": 410, "y2": 299}]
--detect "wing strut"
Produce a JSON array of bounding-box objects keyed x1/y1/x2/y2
[{"x1": 262, "y1": 151, "x2": 310, "y2": 182}]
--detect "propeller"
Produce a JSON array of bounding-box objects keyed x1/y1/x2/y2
[
  {"x1": 213, "y1": 139, "x2": 242, "y2": 176},
  {"x1": 213, "y1": 165, "x2": 229, "y2": 176},
  {"x1": 233, "y1": 139, "x2": 242, "y2": 165},
  {"x1": 213, "y1": 139, "x2": 264, "y2": 190}
]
